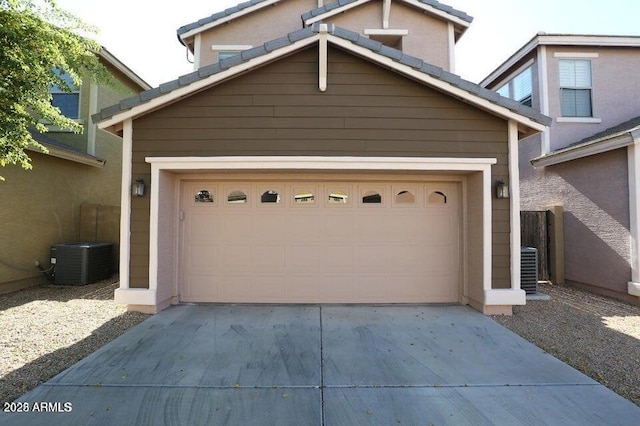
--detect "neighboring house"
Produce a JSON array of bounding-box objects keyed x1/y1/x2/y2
[
  {"x1": 481, "y1": 33, "x2": 640, "y2": 305},
  {"x1": 0, "y1": 48, "x2": 150, "y2": 294},
  {"x1": 94, "y1": 0, "x2": 551, "y2": 316}
]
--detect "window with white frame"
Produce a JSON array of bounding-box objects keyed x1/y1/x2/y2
[
  {"x1": 50, "y1": 69, "x2": 80, "y2": 119},
  {"x1": 496, "y1": 66, "x2": 533, "y2": 107},
  {"x1": 559, "y1": 59, "x2": 592, "y2": 117}
]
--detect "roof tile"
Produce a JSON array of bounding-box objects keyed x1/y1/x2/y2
[
  {"x1": 98, "y1": 24, "x2": 548, "y2": 128},
  {"x1": 264, "y1": 36, "x2": 292, "y2": 52}
]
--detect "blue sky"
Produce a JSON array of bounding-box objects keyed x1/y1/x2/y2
[{"x1": 55, "y1": 0, "x2": 640, "y2": 87}]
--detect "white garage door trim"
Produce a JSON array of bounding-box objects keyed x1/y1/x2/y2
[{"x1": 117, "y1": 156, "x2": 526, "y2": 311}]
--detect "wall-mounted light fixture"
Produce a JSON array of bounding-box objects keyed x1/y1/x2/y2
[
  {"x1": 132, "y1": 179, "x2": 145, "y2": 197},
  {"x1": 495, "y1": 180, "x2": 509, "y2": 199}
]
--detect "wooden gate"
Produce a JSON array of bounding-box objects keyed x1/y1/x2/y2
[{"x1": 520, "y1": 211, "x2": 549, "y2": 281}]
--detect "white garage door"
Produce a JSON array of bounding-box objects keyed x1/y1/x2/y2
[{"x1": 180, "y1": 178, "x2": 460, "y2": 304}]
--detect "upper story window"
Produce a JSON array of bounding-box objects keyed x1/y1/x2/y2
[
  {"x1": 50, "y1": 69, "x2": 80, "y2": 119},
  {"x1": 559, "y1": 59, "x2": 592, "y2": 117},
  {"x1": 496, "y1": 66, "x2": 533, "y2": 107}
]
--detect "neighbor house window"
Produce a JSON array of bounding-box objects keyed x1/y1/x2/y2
[
  {"x1": 496, "y1": 66, "x2": 533, "y2": 107},
  {"x1": 50, "y1": 69, "x2": 80, "y2": 119},
  {"x1": 559, "y1": 59, "x2": 592, "y2": 117}
]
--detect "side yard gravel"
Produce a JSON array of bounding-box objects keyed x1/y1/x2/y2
[
  {"x1": 0, "y1": 276, "x2": 149, "y2": 404},
  {"x1": 1, "y1": 279, "x2": 638, "y2": 408},
  {"x1": 493, "y1": 283, "x2": 640, "y2": 406}
]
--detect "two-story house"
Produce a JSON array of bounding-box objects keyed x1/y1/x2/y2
[
  {"x1": 481, "y1": 33, "x2": 640, "y2": 305},
  {"x1": 93, "y1": 0, "x2": 550, "y2": 315},
  {"x1": 0, "y1": 48, "x2": 150, "y2": 294}
]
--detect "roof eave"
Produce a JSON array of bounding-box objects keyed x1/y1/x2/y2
[
  {"x1": 531, "y1": 130, "x2": 639, "y2": 168},
  {"x1": 27, "y1": 143, "x2": 107, "y2": 168}
]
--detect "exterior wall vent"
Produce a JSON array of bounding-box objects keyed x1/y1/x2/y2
[
  {"x1": 521, "y1": 247, "x2": 539, "y2": 294},
  {"x1": 51, "y1": 242, "x2": 113, "y2": 285}
]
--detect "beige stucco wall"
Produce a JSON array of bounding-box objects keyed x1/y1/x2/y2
[
  {"x1": 545, "y1": 46, "x2": 640, "y2": 151},
  {"x1": 519, "y1": 133, "x2": 631, "y2": 295},
  {"x1": 0, "y1": 63, "x2": 143, "y2": 291}
]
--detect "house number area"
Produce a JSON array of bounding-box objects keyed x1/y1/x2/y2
[{"x1": 3, "y1": 401, "x2": 73, "y2": 413}]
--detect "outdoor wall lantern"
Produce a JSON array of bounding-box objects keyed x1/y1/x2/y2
[
  {"x1": 495, "y1": 180, "x2": 509, "y2": 199},
  {"x1": 132, "y1": 179, "x2": 145, "y2": 197}
]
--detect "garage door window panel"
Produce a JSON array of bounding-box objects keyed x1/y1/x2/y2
[
  {"x1": 260, "y1": 187, "x2": 283, "y2": 204},
  {"x1": 360, "y1": 187, "x2": 385, "y2": 207},
  {"x1": 227, "y1": 188, "x2": 250, "y2": 205},
  {"x1": 428, "y1": 190, "x2": 448, "y2": 206},
  {"x1": 292, "y1": 187, "x2": 317, "y2": 207},
  {"x1": 194, "y1": 188, "x2": 215, "y2": 204},
  {"x1": 326, "y1": 186, "x2": 351, "y2": 207},
  {"x1": 393, "y1": 187, "x2": 417, "y2": 207}
]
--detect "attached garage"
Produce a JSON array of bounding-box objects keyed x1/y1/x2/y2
[
  {"x1": 180, "y1": 176, "x2": 460, "y2": 303},
  {"x1": 94, "y1": 25, "x2": 550, "y2": 314}
]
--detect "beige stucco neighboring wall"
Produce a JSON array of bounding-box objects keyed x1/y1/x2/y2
[
  {"x1": 0, "y1": 62, "x2": 145, "y2": 291},
  {"x1": 545, "y1": 46, "x2": 640, "y2": 151},
  {"x1": 519, "y1": 133, "x2": 632, "y2": 296}
]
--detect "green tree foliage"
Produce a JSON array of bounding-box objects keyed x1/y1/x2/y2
[{"x1": 0, "y1": 0, "x2": 113, "y2": 178}]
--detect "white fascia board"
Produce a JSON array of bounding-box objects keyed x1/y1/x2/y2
[
  {"x1": 532, "y1": 133, "x2": 635, "y2": 168},
  {"x1": 98, "y1": 35, "x2": 320, "y2": 130},
  {"x1": 179, "y1": 0, "x2": 282, "y2": 41},
  {"x1": 27, "y1": 144, "x2": 106, "y2": 168},
  {"x1": 481, "y1": 37, "x2": 539, "y2": 88},
  {"x1": 328, "y1": 36, "x2": 547, "y2": 133},
  {"x1": 145, "y1": 156, "x2": 498, "y2": 172},
  {"x1": 539, "y1": 35, "x2": 640, "y2": 47}
]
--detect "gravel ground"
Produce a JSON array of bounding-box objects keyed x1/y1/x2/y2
[
  {"x1": 1, "y1": 279, "x2": 638, "y2": 407},
  {"x1": 493, "y1": 283, "x2": 640, "y2": 407},
  {"x1": 0, "y1": 276, "x2": 149, "y2": 404}
]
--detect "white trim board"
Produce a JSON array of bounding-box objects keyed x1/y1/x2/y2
[{"x1": 125, "y1": 156, "x2": 514, "y2": 309}]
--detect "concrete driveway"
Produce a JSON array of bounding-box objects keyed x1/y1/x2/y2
[{"x1": 2, "y1": 305, "x2": 639, "y2": 425}]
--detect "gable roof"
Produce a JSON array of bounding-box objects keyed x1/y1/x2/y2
[
  {"x1": 177, "y1": 0, "x2": 472, "y2": 44},
  {"x1": 532, "y1": 115, "x2": 640, "y2": 168},
  {"x1": 95, "y1": 24, "x2": 550, "y2": 134},
  {"x1": 302, "y1": 0, "x2": 472, "y2": 31},
  {"x1": 481, "y1": 33, "x2": 640, "y2": 88}
]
